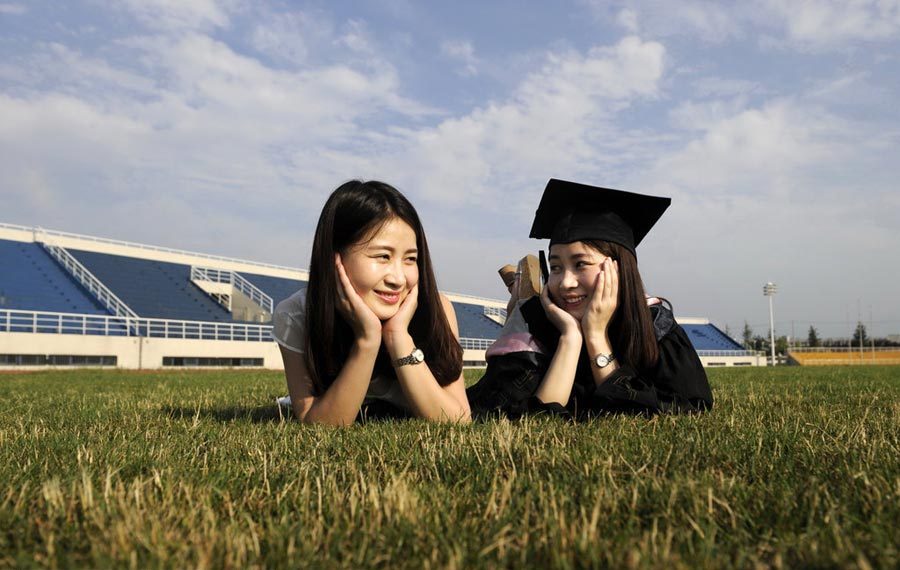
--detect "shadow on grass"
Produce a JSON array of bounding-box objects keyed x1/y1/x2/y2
[{"x1": 162, "y1": 404, "x2": 286, "y2": 424}]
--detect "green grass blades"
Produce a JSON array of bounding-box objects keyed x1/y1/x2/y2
[{"x1": 0, "y1": 367, "x2": 898, "y2": 569}]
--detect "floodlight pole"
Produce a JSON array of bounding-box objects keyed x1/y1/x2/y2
[{"x1": 763, "y1": 282, "x2": 777, "y2": 366}]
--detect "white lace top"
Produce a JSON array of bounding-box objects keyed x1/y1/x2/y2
[{"x1": 273, "y1": 289, "x2": 407, "y2": 408}]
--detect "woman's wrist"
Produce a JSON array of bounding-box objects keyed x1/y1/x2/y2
[
  {"x1": 382, "y1": 330, "x2": 414, "y2": 358},
  {"x1": 584, "y1": 332, "x2": 613, "y2": 355},
  {"x1": 354, "y1": 334, "x2": 382, "y2": 353},
  {"x1": 558, "y1": 331, "x2": 583, "y2": 348}
]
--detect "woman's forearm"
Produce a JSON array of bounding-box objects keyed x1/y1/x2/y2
[
  {"x1": 397, "y1": 375, "x2": 471, "y2": 423},
  {"x1": 534, "y1": 334, "x2": 582, "y2": 406},
  {"x1": 584, "y1": 334, "x2": 620, "y2": 387},
  {"x1": 301, "y1": 340, "x2": 379, "y2": 426},
  {"x1": 385, "y1": 331, "x2": 471, "y2": 423}
]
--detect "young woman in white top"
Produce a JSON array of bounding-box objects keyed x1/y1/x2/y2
[{"x1": 273, "y1": 180, "x2": 471, "y2": 426}]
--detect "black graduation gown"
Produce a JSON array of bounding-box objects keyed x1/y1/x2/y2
[{"x1": 467, "y1": 297, "x2": 713, "y2": 419}]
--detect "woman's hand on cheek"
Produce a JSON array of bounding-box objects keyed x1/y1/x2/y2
[
  {"x1": 540, "y1": 285, "x2": 582, "y2": 338},
  {"x1": 335, "y1": 254, "x2": 382, "y2": 346},
  {"x1": 581, "y1": 259, "x2": 619, "y2": 339},
  {"x1": 382, "y1": 283, "x2": 418, "y2": 347}
]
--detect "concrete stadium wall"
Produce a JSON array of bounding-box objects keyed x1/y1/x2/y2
[
  {"x1": 0, "y1": 332, "x2": 491, "y2": 371},
  {"x1": 699, "y1": 354, "x2": 765, "y2": 367},
  {"x1": 0, "y1": 332, "x2": 282, "y2": 369}
]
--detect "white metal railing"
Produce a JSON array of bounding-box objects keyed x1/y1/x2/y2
[
  {"x1": 0, "y1": 221, "x2": 304, "y2": 274},
  {"x1": 483, "y1": 306, "x2": 507, "y2": 319},
  {"x1": 460, "y1": 338, "x2": 496, "y2": 350},
  {"x1": 1, "y1": 309, "x2": 498, "y2": 348},
  {"x1": 696, "y1": 350, "x2": 759, "y2": 357},
  {"x1": 0, "y1": 309, "x2": 273, "y2": 342},
  {"x1": 444, "y1": 290, "x2": 507, "y2": 307},
  {"x1": 40, "y1": 242, "x2": 140, "y2": 322},
  {"x1": 191, "y1": 266, "x2": 274, "y2": 314}
]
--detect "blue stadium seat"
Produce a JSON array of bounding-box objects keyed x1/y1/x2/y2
[
  {"x1": 68, "y1": 249, "x2": 233, "y2": 322},
  {"x1": 0, "y1": 239, "x2": 108, "y2": 314},
  {"x1": 240, "y1": 272, "x2": 306, "y2": 307},
  {"x1": 451, "y1": 302, "x2": 503, "y2": 339},
  {"x1": 681, "y1": 324, "x2": 744, "y2": 351}
]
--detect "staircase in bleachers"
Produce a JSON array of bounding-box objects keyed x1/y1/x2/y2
[
  {"x1": 0, "y1": 239, "x2": 109, "y2": 315},
  {"x1": 41, "y1": 242, "x2": 139, "y2": 320},
  {"x1": 190, "y1": 267, "x2": 275, "y2": 323},
  {"x1": 68, "y1": 249, "x2": 234, "y2": 322}
]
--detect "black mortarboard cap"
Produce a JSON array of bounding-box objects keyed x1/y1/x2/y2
[{"x1": 529, "y1": 178, "x2": 671, "y2": 254}]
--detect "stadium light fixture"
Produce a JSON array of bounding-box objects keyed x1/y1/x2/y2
[{"x1": 763, "y1": 282, "x2": 777, "y2": 366}]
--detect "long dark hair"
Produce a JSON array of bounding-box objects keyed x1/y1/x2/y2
[
  {"x1": 583, "y1": 240, "x2": 659, "y2": 371},
  {"x1": 304, "y1": 180, "x2": 463, "y2": 393}
]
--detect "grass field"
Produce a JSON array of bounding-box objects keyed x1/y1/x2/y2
[{"x1": 1, "y1": 366, "x2": 898, "y2": 569}]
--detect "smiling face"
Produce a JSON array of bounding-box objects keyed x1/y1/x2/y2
[
  {"x1": 547, "y1": 241, "x2": 611, "y2": 320},
  {"x1": 340, "y1": 217, "x2": 419, "y2": 321}
]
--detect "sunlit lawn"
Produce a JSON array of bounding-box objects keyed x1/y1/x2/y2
[{"x1": 0, "y1": 366, "x2": 897, "y2": 568}]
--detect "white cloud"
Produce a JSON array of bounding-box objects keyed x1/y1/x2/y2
[
  {"x1": 690, "y1": 77, "x2": 763, "y2": 98},
  {"x1": 634, "y1": 97, "x2": 899, "y2": 331},
  {"x1": 338, "y1": 19, "x2": 376, "y2": 54},
  {"x1": 616, "y1": 9, "x2": 639, "y2": 33},
  {"x1": 0, "y1": 3, "x2": 26, "y2": 14},
  {"x1": 651, "y1": 101, "x2": 841, "y2": 196},
  {"x1": 603, "y1": 0, "x2": 744, "y2": 42},
  {"x1": 441, "y1": 39, "x2": 479, "y2": 76},
  {"x1": 603, "y1": 0, "x2": 900, "y2": 47},
  {"x1": 397, "y1": 36, "x2": 666, "y2": 212},
  {"x1": 250, "y1": 10, "x2": 328, "y2": 65},
  {"x1": 764, "y1": 0, "x2": 900, "y2": 45},
  {"x1": 119, "y1": 0, "x2": 236, "y2": 32},
  {"x1": 0, "y1": 21, "x2": 438, "y2": 264},
  {"x1": 668, "y1": 97, "x2": 751, "y2": 131}
]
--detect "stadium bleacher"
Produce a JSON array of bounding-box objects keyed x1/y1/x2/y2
[
  {"x1": 68, "y1": 249, "x2": 234, "y2": 322},
  {"x1": 681, "y1": 323, "x2": 744, "y2": 351},
  {"x1": 0, "y1": 239, "x2": 108, "y2": 315},
  {"x1": 2, "y1": 222, "x2": 761, "y2": 368},
  {"x1": 240, "y1": 272, "x2": 306, "y2": 306},
  {"x1": 452, "y1": 301, "x2": 503, "y2": 339}
]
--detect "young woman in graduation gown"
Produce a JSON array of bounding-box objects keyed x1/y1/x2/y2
[{"x1": 467, "y1": 179, "x2": 713, "y2": 418}]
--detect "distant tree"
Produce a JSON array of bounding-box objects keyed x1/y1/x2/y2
[
  {"x1": 751, "y1": 335, "x2": 768, "y2": 352},
  {"x1": 742, "y1": 322, "x2": 753, "y2": 349},
  {"x1": 725, "y1": 323, "x2": 732, "y2": 339},
  {"x1": 776, "y1": 335, "x2": 789, "y2": 356},
  {"x1": 807, "y1": 325, "x2": 820, "y2": 347},
  {"x1": 852, "y1": 322, "x2": 868, "y2": 345}
]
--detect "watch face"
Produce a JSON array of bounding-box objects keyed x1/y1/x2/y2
[
  {"x1": 595, "y1": 355, "x2": 610, "y2": 367},
  {"x1": 412, "y1": 349, "x2": 425, "y2": 363}
]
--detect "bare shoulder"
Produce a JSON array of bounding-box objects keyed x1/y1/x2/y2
[
  {"x1": 438, "y1": 293, "x2": 460, "y2": 332},
  {"x1": 439, "y1": 293, "x2": 457, "y2": 317}
]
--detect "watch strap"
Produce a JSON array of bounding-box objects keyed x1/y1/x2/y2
[{"x1": 394, "y1": 348, "x2": 424, "y2": 367}]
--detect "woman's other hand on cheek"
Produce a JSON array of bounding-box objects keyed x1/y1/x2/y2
[
  {"x1": 581, "y1": 258, "x2": 619, "y2": 341},
  {"x1": 382, "y1": 283, "x2": 418, "y2": 352},
  {"x1": 335, "y1": 253, "x2": 382, "y2": 347},
  {"x1": 541, "y1": 285, "x2": 582, "y2": 339}
]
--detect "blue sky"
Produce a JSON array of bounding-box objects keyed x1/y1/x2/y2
[{"x1": 2, "y1": 0, "x2": 899, "y2": 339}]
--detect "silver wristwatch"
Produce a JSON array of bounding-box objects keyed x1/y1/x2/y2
[
  {"x1": 394, "y1": 348, "x2": 425, "y2": 367},
  {"x1": 593, "y1": 353, "x2": 616, "y2": 368}
]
